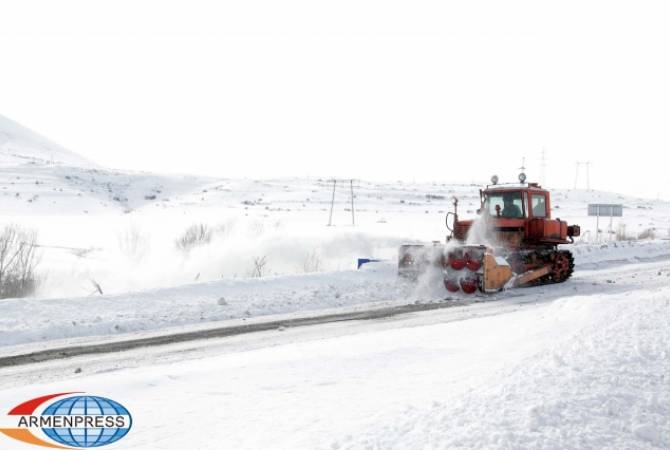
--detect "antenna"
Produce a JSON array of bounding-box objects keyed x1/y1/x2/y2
[
  {"x1": 516, "y1": 156, "x2": 527, "y2": 184},
  {"x1": 540, "y1": 148, "x2": 546, "y2": 186}
]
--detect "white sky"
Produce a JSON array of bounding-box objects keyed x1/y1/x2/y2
[{"x1": 1, "y1": 0, "x2": 669, "y2": 198}]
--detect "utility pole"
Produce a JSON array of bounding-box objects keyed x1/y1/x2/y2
[
  {"x1": 609, "y1": 210, "x2": 614, "y2": 242},
  {"x1": 574, "y1": 161, "x2": 592, "y2": 190},
  {"x1": 350, "y1": 179, "x2": 355, "y2": 226},
  {"x1": 327, "y1": 179, "x2": 336, "y2": 226},
  {"x1": 327, "y1": 179, "x2": 356, "y2": 226}
]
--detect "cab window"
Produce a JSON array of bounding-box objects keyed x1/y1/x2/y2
[
  {"x1": 531, "y1": 194, "x2": 547, "y2": 218},
  {"x1": 486, "y1": 192, "x2": 524, "y2": 218}
]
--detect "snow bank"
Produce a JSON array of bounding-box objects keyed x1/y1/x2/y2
[
  {"x1": 333, "y1": 287, "x2": 670, "y2": 449},
  {"x1": 3, "y1": 263, "x2": 669, "y2": 449},
  {"x1": 0, "y1": 262, "x2": 413, "y2": 348},
  {"x1": 570, "y1": 239, "x2": 670, "y2": 267},
  {"x1": 2, "y1": 240, "x2": 670, "y2": 350}
]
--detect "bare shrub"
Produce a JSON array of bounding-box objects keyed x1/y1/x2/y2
[
  {"x1": 0, "y1": 225, "x2": 41, "y2": 299},
  {"x1": 246, "y1": 221, "x2": 265, "y2": 237},
  {"x1": 249, "y1": 256, "x2": 268, "y2": 278},
  {"x1": 302, "y1": 249, "x2": 322, "y2": 273},
  {"x1": 176, "y1": 223, "x2": 213, "y2": 252},
  {"x1": 91, "y1": 279, "x2": 104, "y2": 295},
  {"x1": 214, "y1": 222, "x2": 231, "y2": 238},
  {"x1": 118, "y1": 225, "x2": 149, "y2": 261},
  {"x1": 616, "y1": 223, "x2": 634, "y2": 241},
  {"x1": 638, "y1": 228, "x2": 656, "y2": 240}
]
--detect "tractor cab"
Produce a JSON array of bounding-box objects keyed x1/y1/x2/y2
[
  {"x1": 482, "y1": 184, "x2": 550, "y2": 220},
  {"x1": 450, "y1": 174, "x2": 579, "y2": 248}
]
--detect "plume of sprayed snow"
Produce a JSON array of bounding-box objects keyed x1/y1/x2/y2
[
  {"x1": 408, "y1": 210, "x2": 502, "y2": 301},
  {"x1": 465, "y1": 212, "x2": 496, "y2": 247},
  {"x1": 34, "y1": 215, "x2": 410, "y2": 298},
  {"x1": 408, "y1": 239, "x2": 461, "y2": 301}
]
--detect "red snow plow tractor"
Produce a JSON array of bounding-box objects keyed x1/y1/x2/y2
[{"x1": 399, "y1": 174, "x2": 581, "y2": 294}]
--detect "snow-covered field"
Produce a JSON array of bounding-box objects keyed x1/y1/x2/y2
[
  {"x1": 2, "y1": 115, "x2": 670, "y2": 449},
  {"x1": 1, "y1": 239, "x2": 670, "y2": 351},
  {"x1": 1, "y1": 258, "x2": 669, "y2": 449},
  {"x1": 2, "y1": 111, "x2": 670, "y2": 302}
]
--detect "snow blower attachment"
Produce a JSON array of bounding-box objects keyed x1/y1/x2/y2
[{"x1": 399, "y1": 173, "x2": 580, "y2": 294}]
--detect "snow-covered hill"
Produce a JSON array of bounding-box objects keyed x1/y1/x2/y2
[
  {"x1": 1, "y1": 113, "x2": 670, "y2": 301},
  {"x1": 2, "y1": 116, "x2": 670, "y2": 450},
  {"x1": 0, "y1": 114, "x2": 217, "y2": 215},
  {"x1": 0, "y1": 114, "x2": 94, "y2": 167}
]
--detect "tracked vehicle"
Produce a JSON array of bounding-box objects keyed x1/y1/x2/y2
[{"x1": 399, "y1": 173, "x2": 581, "y2": 293}]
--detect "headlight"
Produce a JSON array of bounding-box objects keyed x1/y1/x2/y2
[
  {"x1": 491, "y1": 175, "x2": 499, "y2": 185},
  {"x1": 518, "y1": 172, "x2": 527, "y2": 183}
]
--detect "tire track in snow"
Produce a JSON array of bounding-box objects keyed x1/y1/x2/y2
[
  {"x1": 2, "y1": 254, "x2": 668, "y2": 369},
  {"x1": 0, "y1": 300, "x2": 480, "y2": 368}
]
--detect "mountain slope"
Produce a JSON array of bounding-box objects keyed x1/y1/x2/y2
[
  {"x1": 0, "y1": 114, "x2": 94, "y2": 167},
  {"x1": 0, "y1": 114, "x2": 215, "y2": 215}
]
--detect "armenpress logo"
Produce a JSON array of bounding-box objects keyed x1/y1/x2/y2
[{"x1": 0, "y1": 392, "x2": 132, "y2": 448}]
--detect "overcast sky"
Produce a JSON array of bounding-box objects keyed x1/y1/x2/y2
[{"x1": 1, "y1": 0, "x2": 669, "y2": 198}]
